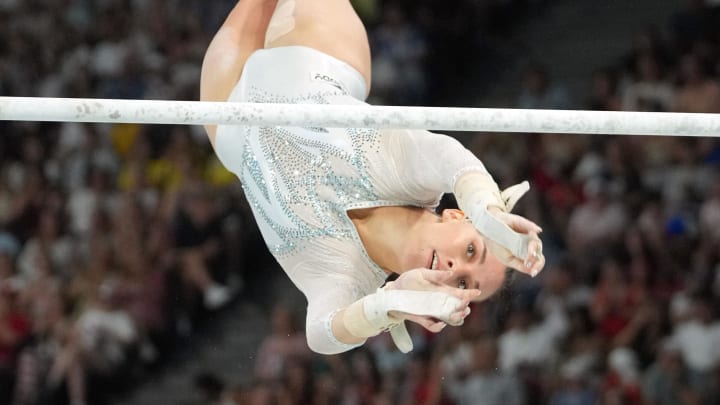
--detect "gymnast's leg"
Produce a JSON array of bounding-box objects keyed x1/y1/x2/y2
[
  {"x1": 263, "y1": 0, "x2": 372, "y2": 94},
  {"x1": 200, "y1": 0, "x2": 278, "y2": 142}
]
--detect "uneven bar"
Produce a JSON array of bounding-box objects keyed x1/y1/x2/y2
[{"x1": 1, "y1": 97, "x2": 720, "y2": 137}]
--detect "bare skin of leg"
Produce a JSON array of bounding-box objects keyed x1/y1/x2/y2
[
  {"x1": 264, "y1": 0, "x2": 372, "y2": 94},
  {"x1": 200, "y1": 0, "x2": 278, "y2": 144}
]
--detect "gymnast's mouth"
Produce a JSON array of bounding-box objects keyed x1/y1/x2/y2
[{"x1": 429, "y1": 250, "x2": 438, "y2": 270}]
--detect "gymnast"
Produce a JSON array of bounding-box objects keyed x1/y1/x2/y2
[{"x1": 199, "y1": 0, "x2": 545, "y2": 354}]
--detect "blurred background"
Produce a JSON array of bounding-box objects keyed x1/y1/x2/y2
[{"x1": 1, "y1": 0, "x2": 720, "y2": 404}]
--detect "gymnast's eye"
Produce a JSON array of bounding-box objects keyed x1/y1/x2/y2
[
  {"x1": 466, "y1": 243, "x2": 475, "y2": 258},
  {"x1": 458, "y1": 279, "x2": 467, "y2": 290}
]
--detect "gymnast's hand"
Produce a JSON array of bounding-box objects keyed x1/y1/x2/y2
[
  {"x1": 455, "y1": 172, "x2": 545, "y2": 277},
  {"x1": 384, "y1": 269, "x2": 481, "y2": 331},
  {"x1": 343, "y1": 269, "x2": 479, "y2": 353},
  {"x1": 484, "y1": 207, "x2": 545, "y2": 277}
]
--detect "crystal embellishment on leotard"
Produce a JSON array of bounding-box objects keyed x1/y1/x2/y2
[
  {"x1": 239, "y1": 87, "x2": 380, "y2": 257},
  {"x1": 243, "y1": 146, "x2": 270, "y2": 202}
]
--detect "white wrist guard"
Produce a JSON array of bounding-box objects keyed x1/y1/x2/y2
[
  {"x1": 454, "y1": 171, "x2": 531, "y2": 259},
  {"x1": 388, "y1": 322, "x2": 413, "y2": 353},
  {"x1": 454, "y1": 171, "x2": 504, "y2": 212},
  {"x1": 454, "y1": 171, "x2": 529, "y2": 213},
  {"x1": 343, "y1": 288, "x2": 462, "y2": 346}
]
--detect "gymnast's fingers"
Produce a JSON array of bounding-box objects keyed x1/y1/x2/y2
[
  {"x1": 504, "y1": 255, "x2": 526, "y2": 274},
  {"x1": 502, "y1": 212, "x2": 542, "y2": 234},
  {"x1": 399, "y1": 304, "x2": 470, "y2": 329},
  {"x1": 388, "y1": 271, "x2": 481, "y2": 302},
  {"x1": 418, "y1": 272, "x2": 483, "y2": 301},
  {"x1": 526, "y1": 238, "x2": 546, "y2": 277},
  {"x1": 446, "y1": 306, "x2": 472, "y2": 326},
  {"x1": 420, "y1": 269, "x2": 455, "y2": 285},
  {"x1": 388, "y1": 269, "x2": 452, "y2": 291},
  {"x1": 402, "y1": 314, "x2": 447, "y2": 333},
  {"x1": 509, "y1": 236, "x2": 544, "y2": 277}
]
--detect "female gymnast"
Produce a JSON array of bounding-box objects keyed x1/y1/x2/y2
[{"x1": 199, "y1": 0, "x2": 545, "y2": 354}]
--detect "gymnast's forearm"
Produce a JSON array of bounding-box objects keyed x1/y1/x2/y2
[
  {"x1": 453, "y1": 170, "x2": 545, "y2": 274},
  {"x1": 331, "y1": 307, "x2": 368, "y2": 345},
  {"x1": 453, "y1": 171, "x2": 504, "y2": 213},
  {"x1": 332, "y1": 287, "x2": 467, "y2": 344}
]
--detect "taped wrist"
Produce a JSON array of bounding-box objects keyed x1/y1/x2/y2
[
  {"x1": 454, "y1": 171, "x2": 531, "y2": 260},
  {"x1": 343, "y1": 289, "x2": 400, "y2": 339},
  {"x1": 342, "y1": 289, "x2": 463, "y2": 339},
  {"x1": 454, "y1": 171, "x2": 530, "y2": 215},
  {"x1": 454, "y1": 171, "x2": 504, "y2": 216}
]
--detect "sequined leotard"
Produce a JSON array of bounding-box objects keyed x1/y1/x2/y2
[{"x1": 215, "y1": 46, "x2": 487, "y2": 354}]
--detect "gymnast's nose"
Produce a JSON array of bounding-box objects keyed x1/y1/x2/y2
[{"x1": 445, "y1": 256, "x2": 468, "y2": 271}]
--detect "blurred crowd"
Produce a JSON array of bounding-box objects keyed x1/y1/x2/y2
[
  {"x1": 3, "y1": 0, "x2": 720, "y2": 404},
  {"x1": 0, "y1": 1, "x2": 271, "y2": 404},
  {"x1": 203, "y1": 1, "x2": 720, "y2": 405}
]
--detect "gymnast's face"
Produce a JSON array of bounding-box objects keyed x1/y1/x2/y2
[{"x1": 403, "y1": 208, "x2": 508, "y2": 300}]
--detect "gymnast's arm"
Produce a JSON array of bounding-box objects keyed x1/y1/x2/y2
[
  {"x1": 299, "y1": 264, "x2": 477, "y2": 354},
  {"x1": 379, "y1": 129, "x2": 544, "y2": 273},
  {"x1": 376, "y1": 129, "x2": 489, "y2": 197},
  {"x1": 303, "y1": 277, "x2": 365, "y2": 354}
]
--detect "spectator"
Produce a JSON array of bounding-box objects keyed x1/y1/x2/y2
[
  {"x1": 277, "y1": 358, "x2": 314, "y2": 405},
  {"x1": 566, "y1": 179, "x2": 628, "y2": 259},
  {"x1": 16, "y1": 209, "x2": 74, "y2": 282},
  {"x1": 517, "y1": 65, "x2": 573, "y2": 110},
  {"x1": 370, "y1": 3, "x2": 428, "y2": 105},
  {"x1": 699, "y1": 178, "x2": 720, "y2": 245},
  {"x1": 498, "y1": 299, "x2": 568, "y2": 373},
  {"x1": 642, "y1": 339, "x2": 697, "y2": 405},
  {"x1": 668, "y1": 296, "x2": 720, "y2": 390},
  {"x1": 311, "y1": 371, "x2": 342, "y2": 405},
  {"x1": 0, "y1": 289, "x2": 29, "y2": 405},
  {"x1": 75, "y1": 280, "x2": 138, "y2": 401},
  {"x1": 587, "y1": 68, "x2": 623, "y2": 111},
  {"x1": 254, "y1": 305, "x2": 311, "y2": 381},
  {"x1": 173, "y1": 184, "x2": 233, "y2": 310},
  {"x1": 673, "y1": 53, "x2": 720, "y2": 113},
  {"x1": 590, "y1": 258, "x2": 645, "y2": 341},
  {"x1": 446, "y1": 336, "x2": 525, "y2": 405},
  {"x1": 549, "y1": 368, "x2": 598, "y2": 405},
  {"x1": 343, "y1": 349, "x2": 383, "y2": 405},
  {"x1": 13, "y1": 289, "x2": 84, "y2": 405},
  {"x1": 65, "y1": 165, "x2": 119, "y2": 244},
  {"x1": 602, "y1": 347, "x2": 644, "y2": 405},
  {"x1": 114, "y1": 242, "x2": 167, "y2": 364},
  {"x1": 621, "y1": 52, "x2": 675, "y2": 111}
]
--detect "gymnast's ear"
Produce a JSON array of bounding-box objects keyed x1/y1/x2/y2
[{"x1": 440, "y1": 209, "x2": 466, "y2": 222}]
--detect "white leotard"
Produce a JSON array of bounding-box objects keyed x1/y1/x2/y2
[{"x1": 215, "y1": 46, "x2": 487, "y2": 354}]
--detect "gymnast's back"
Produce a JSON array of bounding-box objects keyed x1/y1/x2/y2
[{"x1": 214, "y1": 46, "x2": 484, "y2": 353}]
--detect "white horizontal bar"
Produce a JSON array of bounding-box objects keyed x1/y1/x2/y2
[{"x1": 1, "y1": 97, "x2": 720, "y2": 137}]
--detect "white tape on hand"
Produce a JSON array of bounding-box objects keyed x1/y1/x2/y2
[
  {"x1": 364, "y1": 289, "x2": 463, "y2": 328},
  {"x1": 455, "y1": 172, "x2": 532, "y2": 262},
  {"x1": 343, "y1": 288, "x2": 464, "y2": 344},
  {"x1": 501, "y1": 181, "x2": 530, "y2": 212},
  {"x1": 471, "y1": 210, "x2": 530, "y2": 260},
  {"x1": 389, "y1": 322, "x2": 413, "y2": 353}
]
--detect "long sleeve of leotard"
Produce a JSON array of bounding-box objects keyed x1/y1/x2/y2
[
  {"x1": 288, "y1": 256, "x2": 370, "y2": 355},
  {"x1": 367, "y1": 128, "x2": 491, "y2": 205}
]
